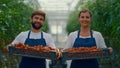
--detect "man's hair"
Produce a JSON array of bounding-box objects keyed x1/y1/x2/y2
[
  {"x1": 78, "y1": 9, "x2": 92, "y2": 17},
  {"x1": 31, "y1": 10, "x2": 46, "y2": 20}
]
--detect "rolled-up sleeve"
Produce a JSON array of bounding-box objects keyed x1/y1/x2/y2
[
  {"x1": 95, "y1": 32, "x2": 107, "y2": 48},
  {"x1": 46, "y1": 34, "x2": 56, "y2": 48},
  {"x1": 65, "y1": 32, "x2": 76, "y2": 49},
  {"x1": 11, "y1": 32, "x2": 25, "y2": 45}
]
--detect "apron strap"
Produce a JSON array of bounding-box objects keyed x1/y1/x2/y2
[
  {"x1": 90, "y1": 30, "x2": 93, "y2": 38},
  {"x1": 41, "y1": 32, "x2": 43, "y2": 39},
  {"x1": 77, "y1": 30, "x2": 93, "y2": 38},
  {"x1": 77, "y1": 30, "x2": 80, "y2": 38},
  {"x1": 27, "y1": 31, "x2": 43, "y2": 39},
  {"x1": 27, "y1": 30, "x2": 31, "y2": 39}
]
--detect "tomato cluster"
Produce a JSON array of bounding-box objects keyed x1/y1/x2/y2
[
  {"x1": 14, "y1": 43, "x2": 55, "y2": 52},
  {"x1": 64, "y1": 46, "x2": 99, "y2": 52}
]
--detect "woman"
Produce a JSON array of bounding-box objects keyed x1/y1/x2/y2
[{"x1": 65, "y1": 9, "x2": 112, "y2": 68}]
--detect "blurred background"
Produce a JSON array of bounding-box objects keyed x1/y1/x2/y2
[{"x1": 0, "y1": 0, "x2": 120, "y2": 68}]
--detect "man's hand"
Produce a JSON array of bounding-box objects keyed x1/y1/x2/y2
[
  {"x1": 5, "y1": 44, "x2": 12, "y2": 51},
  {"x1": 56, "y1": 48, "x2": 62, "y2": 59}
]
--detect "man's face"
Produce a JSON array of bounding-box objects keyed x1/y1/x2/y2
[{"x1": 31, "y1": 15, "x2": 44, "y2": 30}]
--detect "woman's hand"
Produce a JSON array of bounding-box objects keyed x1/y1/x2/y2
[{"x1": 108, "y1": 47, "x2": 113, "y2": 55}]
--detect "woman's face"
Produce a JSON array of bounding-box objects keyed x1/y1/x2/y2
[{"x1": 79, "y1": 12, "x2": 91, "y2": 27}]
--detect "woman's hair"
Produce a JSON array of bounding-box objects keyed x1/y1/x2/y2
[
  {"x1": 31, "y1": 10, "x2": 46, "y2": 20},
  {"x1": 78, "y1": 9, "x2": 92, "y2": 17}
]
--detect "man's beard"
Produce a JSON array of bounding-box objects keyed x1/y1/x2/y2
[{"x1": 31, "y1": 22, "x2": 42, "y2": 30}]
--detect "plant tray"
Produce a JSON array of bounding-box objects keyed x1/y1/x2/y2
[
  {"x1": 62, "y1": 48, "x2": 110, "y2": 60},
  {"x1": 9, "y1": 46, "x2": 56, "y2": 60}
]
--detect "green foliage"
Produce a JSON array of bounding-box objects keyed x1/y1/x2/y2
[
  {"x1": 0, "y1": 0, "x2": 32, "y2": 46},
  {"x1": 67, "y1": 0, "x2": 120, "y2": 67},
  {"x1": 66, "y1": 10, "x2": 80, "y2": 34},
  {"x1": 0, "y1": 0, "x2": 33, "y2": 67},
  {"x1": 42, "y1": 18, "x2": 49, "y2": 32}
]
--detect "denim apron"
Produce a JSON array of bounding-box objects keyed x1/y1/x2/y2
[
  {"x1": 70, "y1": 30, "x2": 99, "y2": 68},
  {"x1": 19, "y1": 31, "x2": 46, "y2": 68}
]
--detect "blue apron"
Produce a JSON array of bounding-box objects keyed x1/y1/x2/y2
[
  {"x1": 19, "y1": 31, "x2": 46, "y2": 68},
  {"x1": 70, "y1": 30, "x2": 99, "y2": 68}
]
